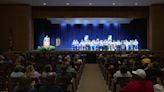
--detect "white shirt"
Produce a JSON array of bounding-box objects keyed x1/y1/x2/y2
[
  {"x1": 113, "y1": 70, "x2": 132, "y2": 78},
  {"x1": 10, "y1": 72, "x2": 24, "y2": 78},
  {"x1": 154, "y1": 84, "x2": 164, "y2": 92}
]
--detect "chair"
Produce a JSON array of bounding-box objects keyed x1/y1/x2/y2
[{"x1": 111, "y1": 77, "x2": 131, "y2": 92}]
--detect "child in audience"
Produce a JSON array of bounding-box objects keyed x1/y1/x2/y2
[{"x1": 154, "y1": 74, "x2": 164, "y2": 92}]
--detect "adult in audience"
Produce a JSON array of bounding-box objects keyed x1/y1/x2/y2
[
  {"x1": 145, "y1": 62, "x2": 161, "y2": 84},
  {"x1": 122, "y1": 69, "x2": 154, "y2": 92},
  {"x1": 10, "y1": 66, "x2": 24, "y2": 78},
  {"x1": 42, "y1": 64, "x2": 56, "y2": 78},
  {"x1": 113, "y1": 65, "x2": 132, "y2": 81},
  {"x1": 25, "y1": 65, "x2": 41, "y2": 79},
  {"x1": 13, "y1": 77, "x2": 37, "y2": 92},
  {"x1": 39, "y1": 73, "x2": 64, "y2": 92},
  {"x1": 0, "y1": 53, "x2": 5, "y2": 63},
  {"x1": 154, "y1": 74, "x2": 164, "y2": 92}
]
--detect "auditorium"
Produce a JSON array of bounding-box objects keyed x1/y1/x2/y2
[{"x1": 0, "y1": 0, "x2": 164, "y2": 92}]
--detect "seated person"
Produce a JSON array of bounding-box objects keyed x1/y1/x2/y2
[
  {"x1": 154, "y1": 74, "x2": 164, "y2": 92},
  {"x1": 122, "y1": 69, "x2": 154, "y2": 92},
  {"x1": 25, "y1": 65, "x2": 41, "y2": 79},
  {"x1": 42, "y1": 64, "x2": 56, "y2": 78},
  {"x1": 10, "y1": 66, "x2": 24, "y2": 78},
  {"x1": 13, "y1": 77, "x2": 37, "y2": 92},
  {"x1": 39, "y1": 73, "x2": 64, "y2": 92},
  {"x1": 145, "y1": 62, "x2": 161, "y2": 84},
  {"x1": 113, "y1": 65, "x2": 132, "y2": 81},
  {"x1": 0, "y1": 53, "x2": 5, "y2": 63}
]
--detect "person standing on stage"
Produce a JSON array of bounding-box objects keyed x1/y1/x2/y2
[
  {"x1": 72, "y1": 40, "x2": 76, "y2": 51},
  {"x1": 134, "y1": 39, "x2": 139, "y2": 51},
  {"x1": 99, "y1": 40, "x2": 104, "y2": 51},
  {"x1": 75, "y1": 40, "x2": 79, "y2": 51},
  {"x1": 95, "y1": 38, "x2": 100, "y2": 51},
  {"x1": 121, "y1": 40, "x2": 126, "y2": 51},
  {"x1": 79, "y1": 40, "x2": 84, "y2": 51},
  {"x1": 129, "y1": 40, "x2": 133, "y2": 51},
  {"x1": 125, "y1": 40, "x2": 130, "y2": 51}
]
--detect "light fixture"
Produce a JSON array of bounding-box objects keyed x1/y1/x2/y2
[
  {"x1": 43, "y1": 2, "x2": 47, "y2": 6},
  {"x1": 66, "y1": 3, "x2": 70, "y2": 5},
  {"x1": 89, "y1": 3, "x2": 93, "y2": 6},
  {"x1": 112, "y1": 3, "x2": 116, "y2": 6},
  {"x1": 135, "y1": 2, "x2": 138, "y2": 6}
]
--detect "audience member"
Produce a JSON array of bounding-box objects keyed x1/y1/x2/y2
[
  {"x1": 39, "y1": 73, "x2": 64, "y2": 92},
  {"x1": 113, "y1": 65, "x2": 132, "y2": 81},
  {"x1": 13, "y1": 77, "x2": 37, "y2": 92},
  {"x1": 154, "y1": 74, "x2": 164, "y2": 92},
  {"x1": 25, "y1": 65, "x2": 41, "y2": 79},
  {"x1": 10, "y1": 66, "x2": 24, "y2": 78},
  {"x1": 42, "y1": 64, "x2": 56, "y2": 78},
  {"x1": 122, "y1": 69, "x2": 154, "y2": 92}
]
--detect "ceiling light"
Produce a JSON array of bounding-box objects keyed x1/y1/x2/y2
[
  {"x1": 135, "y1": 2, "x2": 138, "y2": 6},
  {"x1": 112, "y1": 3, "x2": 116, "y2": 6},
  {"x1": 89, "y1": 3, "x2": 93, "y2": 6},
  {"x1": 66, "y1": 3, "x2": 70, "y2": 5},
  {"x1": 43, "y1": 2, "x2": 47, "y2": 6}
]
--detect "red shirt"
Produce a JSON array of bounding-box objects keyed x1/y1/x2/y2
[{"x1": 122, "y1": 80, "x2": 154, "y2": 92}]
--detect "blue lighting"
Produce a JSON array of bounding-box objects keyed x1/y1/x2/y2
[
  {"x1": 61, "y1": 23, "x2": 67, "y2": 27},
  {"x1": 70, "y1": 23, "x2": 75, "y2": 27},
  {"x1": 104, "y1": 23, "x2": 110, "y2": 27},
  {"x1": 93, "y1": 23, "x2": 98, "y2": 27},
  {"x1": 113, "y1": 23, "x2": 119, "y2": 27},
  {"x1": 83, "y1": 23, "x2": 88, "y2": 27}
]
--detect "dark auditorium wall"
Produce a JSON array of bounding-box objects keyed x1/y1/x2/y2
[
  {"x1": 149, "y1": 5, "x2": 164, "y2": 51},
  {"x1": 0, "y1": 5, "x2": 33, "y2": 51},
  {"x1": 32, "y1": 7, "x2": 149, "y2": 18}
]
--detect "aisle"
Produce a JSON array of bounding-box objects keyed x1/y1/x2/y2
[{"x1": 78, "y1": 64, "x2": 109, "y2": 92}]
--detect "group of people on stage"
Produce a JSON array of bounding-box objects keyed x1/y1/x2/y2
[{"x1": 72, "y1": 39, "x2": 139, "y2": 51}]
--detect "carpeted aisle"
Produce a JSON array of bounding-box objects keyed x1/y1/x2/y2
[{"x1": 78, "y1": 64, "x2": 109, "y2": 92}]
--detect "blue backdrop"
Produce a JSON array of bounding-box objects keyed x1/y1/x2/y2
[{"x1": 34, "y1": 19, "x2": 147, "y2": 50}]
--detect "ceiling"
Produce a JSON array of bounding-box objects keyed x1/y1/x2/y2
[
  {"x1": 0, "y1": 0, "x2": 164, "y2": 6},
  {"x1": 47, "y1": 18, "x2": 133, "y2": 24}
]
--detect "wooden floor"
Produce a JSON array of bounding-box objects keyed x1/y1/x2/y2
[{"x1": 78, "y1": 64, "x2": 109, "y2": 92}]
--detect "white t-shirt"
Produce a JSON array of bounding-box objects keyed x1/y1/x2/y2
[
  {"x1": 154, "y1": 84, "x2": 164, "y2": 92},
  {"x1": 113, "y1": 70, "x2": 132, "y2": 78},
  {"x1": 10, "y1": 72, "x2": 24, "y2": 78}
]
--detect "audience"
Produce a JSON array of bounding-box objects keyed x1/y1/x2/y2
[
  {"x1": 10, "y1": 66, "x2": 24, "y2": 78},
  {"x1": 42, "y1": 64, "x2": 56, "y2": 78},
  {"x1": 122, "y1": 69, "x2": 154, "y2": 92},
  {"x1": 39, "y1": 73, "x2": 64, "y2": 92},
  {"x1": 113, "y1": 65, "x2": 132, "y2": 81},
  {"x1": 154, "y1": 74, "x2": 164, "y2": 92},
  {"x1": 145, "y1": 62, "x2": 161, "y2": 84},
  {"x1": 25, "y1": 65, "x2": 41, "y2": 79},
  {"x1": 13, "y1": 77, "x2": 37, "y2": 92}
]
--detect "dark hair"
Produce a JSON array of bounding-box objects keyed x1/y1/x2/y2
[
  {"x1": 157, "y1": 72, "x2": 164, "y2": 85},
  {"x1": 120, "y1": 65, "x2": 128, "y2": 74},
  {"x1": 44, "y1": 65, "x2": 52, "y2": 72},
  {"x1": 14, "y1": 77, "x2": 32, "y2": 92}
]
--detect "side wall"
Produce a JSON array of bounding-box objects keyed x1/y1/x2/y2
[
  {"x1": 0, "y1": 5, "x2": 33, "y2": 51},
  {"x1": 149, "y1": 5, "x2": 164, "y2": 51}
]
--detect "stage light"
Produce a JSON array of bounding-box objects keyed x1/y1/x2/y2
[
  {"x1": 70, "y1": 23, "x2": 75, "y2": 26},
  {"x1": 113, "y1": 23, "x2": 119, "y2": 27},
  {"x1": 61, "y1": 23, "x2": 67, "y2": 27},
  {"x1": 83, "y1": 23, "x2": 88, "y2": 27},
  {"x1": 93, "y1": 23, "x2": 98, "y2": 27},
  {"x1": 43, "y1": 2, "x2": 47, "y2": 6},
  {"x1": 104, "y1": 23, "x2": 110, "y2": 27}
]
